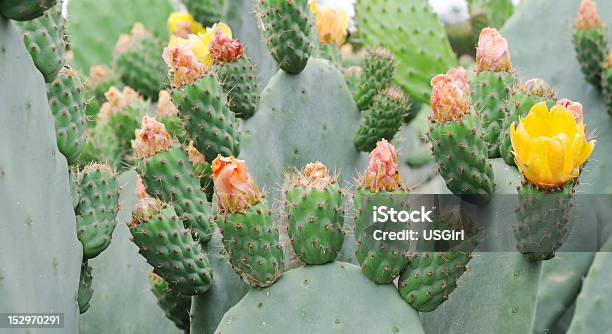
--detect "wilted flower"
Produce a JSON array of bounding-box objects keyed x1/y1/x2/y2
[
  {"x1": 296, "y1": 161, "x2": 333, "y2": 189},
  {"x1": 211, "y1": 155, "x2": 260, "y2": 213},
  {"x1": 430, "y1": 67, "x2": 471, "y2": 123},
  {"x1": 132, "y1": 116, "x2": 175, "y2": 159},
  {"x1": 363, "y1": 139, "x2": 402, "y2": 192}
]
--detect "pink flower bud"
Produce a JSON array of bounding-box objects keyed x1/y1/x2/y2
[
  {"x1": 208, "y1": 29, "x2": 244, "y2": 63},
  {"x1": 132, "y1": 116, "x2": 175, "y2": 159},
  {"x1": 476, "y1": 27, "x2": 512, "y2": 72},
  {"x1": 556, "y1": 98, "x2": 584, "y2": 125},
  {"x1": 212, "y1": 155, "x2": 260, "y2": 213},
  {"x1": 363, "y1": 139, "x2": 402, "y2": 192},
  {"x1": 575, "y1": 0, "x2": 603, "y2": 31},
  {"x1": 430, "y1": 67, "x2": 471, "y2": 123}
]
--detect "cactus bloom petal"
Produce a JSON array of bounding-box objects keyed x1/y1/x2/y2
[
  {"x1": 476, "y1": 27, "x2": 512, "y2": 72},
  {"x1": 212, "y1": 155, "x2": 260, "y2": 213},
  {"x1": 167, "y1": 12, "x2": 206, "y2": 38},
  {"x1": 430, "y1": 67, "x2": 471, "y2": 123},
  {"x1": 163, "y1": 40, "x2": 207, "y2": 87},
  {"x1": 363, "y1": 139, "x2": 402, "y2": 192},
  {"x1": 575, "y1": 0, "x2": 603, "y2": 31},
  {"x1": 311, "y1": 0, "x2": 349, "y2": 46},
  {"x1": 132, "y1": 116, "x2": 175, "y2": 159},
  {"x1": 556, "y1": 98, "x2": 584, "y2": 125},
  {"x1": 510, "y1": 102, "x2": 595, "y2": 189}
]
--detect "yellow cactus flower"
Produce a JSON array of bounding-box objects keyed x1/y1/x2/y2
[
  {"x1": 167, "y1": 34, "x2": 213, "y2": 69},
  {"x1": 510, "y1": 102, "x2": 595, "y2": 189},
  {"x1": 167, "y1": 12, "x2": 206, "y2": 38},
  {"x1": 310, "y1": 0, "x2": 349, "y2": 46}
]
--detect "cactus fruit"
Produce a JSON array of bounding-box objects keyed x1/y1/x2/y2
[
  {"x1": 428, "y1": 67, "x2": 495, "y2": 204},
  {"x1": 572, "y1": 0, "x2": 607, "y2": 88},
  {"x1": 149, "y1": 272, "x2": 191, "y2": 331},
  {"x1": 212, "y1": 155, "x2": 284, "y2": 287},
  {"x1": 471, "y1": 27, "x2": 516, "y2": 158},
  {"x1": 78, "y1": 261, "x2": 94, "y2": 314},
  {"x1": 75, "y1": 163, "x2": 121, "y2": 259},
  {"x1": 214, "y1": 56, "x2": 260, "y2": 119},
  {"x1": 133, "y1": 117, "x2": 214, "y2": 243},
  {"x1": 129, "y1": 198, "x2": 214, "y2": 295},
  {"x1": 183, "y1": 0, "x2": 224, "y2": 26},
  {"x1": 258, "y1": 0, "x2": 315, "y2": 74},
  {"x1": 353, "y1": 48, "x2": 396, "y2": 111},
  {"x1": 499, "y1": 78, "x2": 557, "y2": 166},
  {"x1": 398, "y1": 251, "x2": 472, "y2": 312},
  {"x1": 15, "y1": 1, "x2": 65, "y2": 82},
  {"x1": 46, "y1": 66, "x2": 87, "y2": 165},
  {"x1": 354, "y1": 140, "x2": 410, "y2": 284},
  {"x1": 601, "y1": 50, "x2": 612, "y2": 115},
  {"x1": 285, "y1": 162, "x2": 344, "y2": 265},
  {"x1": 115, "y1": 26, "x2": 168, "y2": 100},
  {"x1": 172, "y1": 75, "x2": 241, "y2": 162},
  {"x1": 354, "y1": 87, "x2": 409, "y2": 152},
  {"x1": 0, "y1": 0, "x2": 56, "y2": 21}
]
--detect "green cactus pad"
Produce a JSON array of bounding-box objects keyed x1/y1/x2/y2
[
  {"x1": 258, "y1": 0, "x2": 314, "y2": 74},
  {"x1": 214, "y1": 56, "x2": 260, "y2": 119},
  {"x1": 15, "y1": 1, "x2": 65, "y2": 82},
  {"x1": 136, "y1": 145, "x2": 214, "y2": 243},
  {"x1": 216, "y1": 200, "x2": 284, "y2": 287},
  {"x1": 355, "y1": 0, "x2": 458, "y2": 103},
  {"x1": 471, "y1": 70, "x2": 516, "y2": 158},
  {"x1": 285, "y1": 183, "x2": 344, "y2": 265},
  {"x1": 0, "y1": 0, "x2": 56, "y2": 21},
  {"x1": 46, "y1": 67, "x2": 87, "y2": 165},
  {"x1": 215, "y1": 262, "x2": 425, "y2": 334},
  {"x1": 353, "y1": 189, "x2": 410, "y2": 284},
  {"x1": 76, "y1": 164, "x2": 121, "y2": 259},
  {"x1": 115, "y1": 35, "x2": 168, "y2": 101},
  {"x1": 149, "y1": 273, "x2": 191, "y2": 331},
  {"x1": 572, "y1": 27, "x2": 607, "y2": 88},
  {"x1": 172, "y1": 75, "x2": 240, "y2": 162},
  {"x1": 354, "y1": 87, "x2": 408, "y2": 152},
  {"x1": 129, "y1": 204, "x2": 214, "y2": 295},
  {"x1": 601, "y1": 65, "x2": 612, "y2": 115},
  {"x1": 513, "y1": 182, "x2": 575, "y2": 261},
  {"x1": 184, "y1": 0, "x2": 224, "y2": 26},
  {"x1": 428, "y1": 114, "x2": 495, "y2": 204},
  {"x1": 353, "y1": 48, "x2": 396, "y2": 111},
  {"x1": 78, "y1": 261, "x2": 94, "y2": 314},
  {"x1": 499, "y1": 88, "x2": 556, "y2": 166},
  {"x1": 81, "y1": 120, "x2": 123, "y2": 169},
  {"x1": 398, "y1": 251, "x2": 471, "y2": 312}
]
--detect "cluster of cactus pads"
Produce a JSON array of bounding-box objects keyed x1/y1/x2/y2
[{"x1": 2, "y1": 0, "x2": 612, "y2": 333}]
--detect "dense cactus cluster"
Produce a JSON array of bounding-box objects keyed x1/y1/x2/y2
[{"x1": 2, "y1": 1, "x2": 611, "y2": 334}]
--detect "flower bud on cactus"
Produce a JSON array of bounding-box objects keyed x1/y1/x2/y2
[
  {"x1": 430, "y1": 67, "x2": 471, "y2": 124},
  {"x1": 132, "y1": 116, "x2": 174, "y2": 160},
  {"x1": 517, "y1": 78, "x2": 557, "y2": 98},
  {"x1": 310, "y1": 0, "x2": 349, "y2": 46},
  {"x1": 573, "y1": 0, "x2": 607, "y2": 87},
  {"x1": 209, "y1": 29, "x2": 244, "y2": 63},
  {"x1": 163, "y1": 40, "x2": 207, "y2": 88},
  {"x1": 211, "y1": 155, "x2": 260, "y2": 213},
  {"x1": 475, "y1": 27, "x2": 512, "y2": 73},
  {"x1": 362, "y1": 139, "x2": 402, "y2": 193},
  {"x1": 167, "y1": 12, "x2": 206, "y2": 38}
]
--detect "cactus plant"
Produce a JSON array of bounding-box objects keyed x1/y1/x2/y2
[
  {"x1": 184, "y1": 0, "x2": 224, "y2": 26},
  {"x1": 78, "y1": 261, "x2": 94, "y2": 314},
  {"x1": 0, "y1": 0, "x2": 56, "y2": 21},
  {"x1": 353, "y1": 48, "x2": 396, "y2": 111},
  {"x1": 149, "y1": 273, "x2": 191, "y2": 331}
]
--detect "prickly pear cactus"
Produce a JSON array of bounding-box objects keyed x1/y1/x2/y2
[
  {"x1": 68, "y1": 0, "x2": 175, "y2": 71},
  {"x1": 149, "y1": 273, "x2": 191, "y2": 331},
  {"x1": 184, "y1": 0, "x2": 224, "y2": 26},
  {"x1": 78, "y1": 261, "x2": 94, "y2": 314},
  {"x1": 0, "y1": 0, "x2": 56, "y2": 21},
  {"x1": 0, "y1": 17, "x2": 81, "y2": 332},
  {"x1": 214, "y1": 262, "x2": 425, "y2": 333}
]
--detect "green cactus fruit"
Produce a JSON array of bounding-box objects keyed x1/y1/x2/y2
[
  {"x1": 353, "y1": 48, "x2": 396, "y2": 111},
  {"x1": 215, "y1": 261, "x2": 425, "y2": 333},
  {"x1": 216, "y1": 200, "x2": 284, "y2": 287},
  {"x1": 513, "y1": 182, "x2": 575, "y2": 262},
  {"x1": 46, "y1": 67, "x2": 87, "y2": 165},
  {"x1": 0, "y1": 0, "x2": 56, "y2": 21},
  {"x1": 398, "y1": 251, "x2": 472, "y2": 312},
  {"x1": 601, "y1": 54, "x2": 612, "y2": 115},
  {"x1": 354, "y1": 87, "x2": 409, "y2": 152},
  {"x1": 149, "y1": 272, "x2": 191, "y2": 331},
  {"x1": 285, "y1": 165, "x2": 344, "y2": 265},
  {"x1": 573, "y1": 27, "x2": 607, "y2": 88},
  {"x1": 353, "y1": 188, "x2": 410, "y2": 284},
  {"x1": 15, "y1": 1, "x2": 65, "y2": 82},
  {"x1": 214, "y1": 56, "x2": 260, "y2": 119},
  {"x1": 136, "y1": 145, "x2": 214, "y2": 244},
  {"x1": 172, "y1": 75, "x2": 240, "y2": 162},
  {"x1": 258, "y1": 0, "x2": 314, "y2": 74},
  {"x1": 115, "y1": 34, "x2": 167, "y2": 101},
  {"x1": 499, "y1": 79, "x2": 557, "y2": 165},
  {"x1": 471, "y1": 70, "x2": 516, "y2": 158},
  {"x1": 129, "y1": 199, "x2": 214, "y2": 295},
  {"x1": 428, "y1": 113, "x2": 495, "y2": 205},
  {"x1": 183, "y1": 0, "x2": 224, "y2": 26},
  {"x1": 78, "y1": 261, "x2": 94, "y2": 314},
  {"x1": 76, "y1": 163, "x2": 120, "y2": 259}
]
